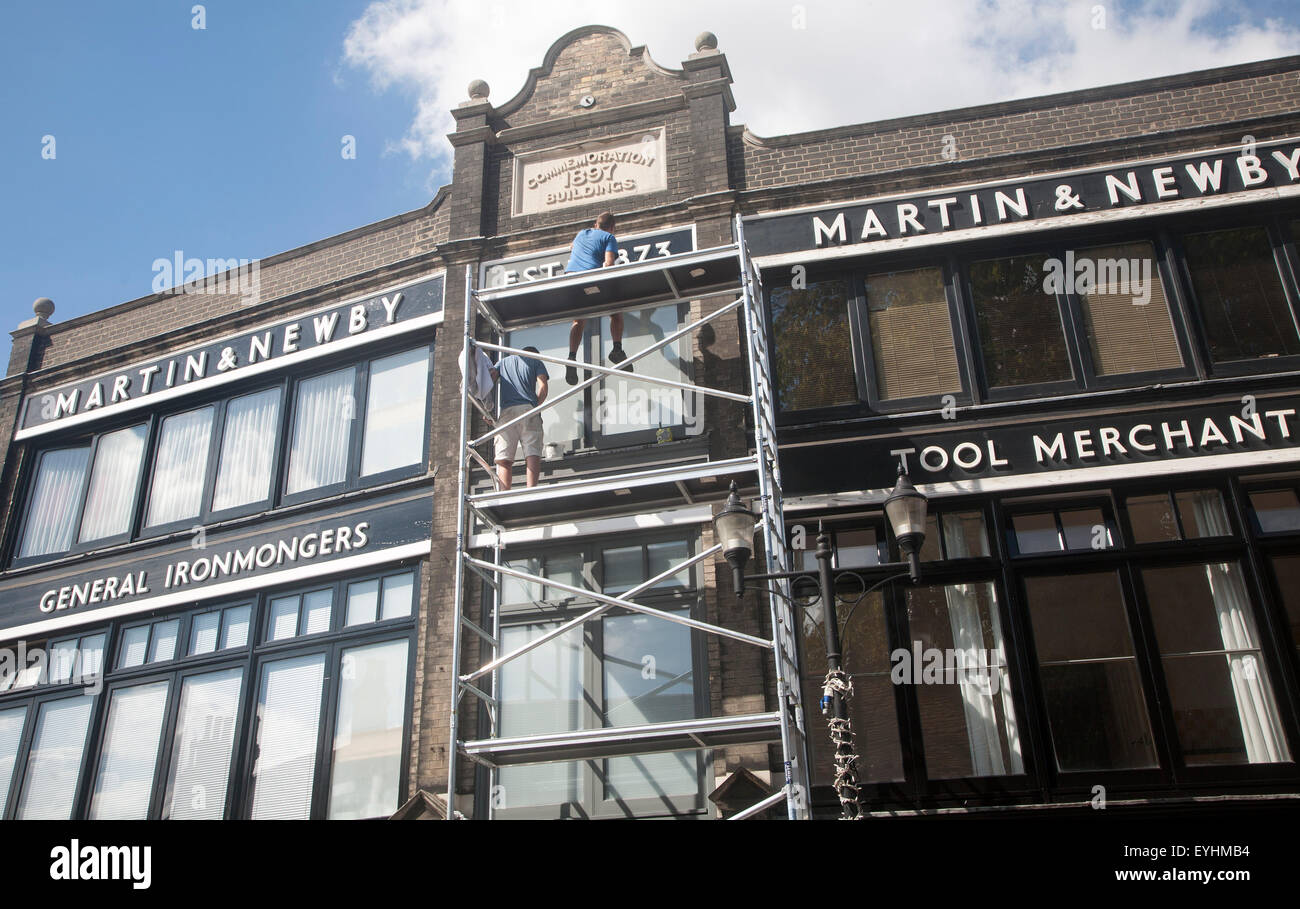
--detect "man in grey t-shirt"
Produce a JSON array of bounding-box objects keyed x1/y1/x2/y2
[{"x1": 491, "y1": 346, "x2": 549, "y2": 489}]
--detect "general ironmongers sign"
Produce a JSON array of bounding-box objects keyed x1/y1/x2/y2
[
  {"x1": 16, "y1": 271, "x2": 445, "y2": 439},
  {"x1": 782, "y1": 397, "x2": 1300, "y2": 497},
  {"x1": 0, "y1": 485, "x2": 432, "y2": 639},
  {"x1": 743, "y1": 137, "x2": 1300, "y2": 258}
]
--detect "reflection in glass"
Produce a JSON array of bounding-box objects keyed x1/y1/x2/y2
[
  {"x1": 249, "y1": 654, "x2": 325, "y2": 819},
  {"x1": 328, "y1": 639, "x2": 409, "y2": 818},
  {"x1": 17, "y1": 695, "x2": 95, "y2": 819},
  {"x1": 1025, "y1": 572, "x2": 1158, "y2": 771},
  {"x1": 969, "y1": 255, "x2": 1071, "y2": 388},
  {"x1": 90, "y1": 680, "x2": 170, "y2": 819},
  {"x1": 361, "y1": 348, "x2": 428, "y2": 476},
  {"x1": 164, "y1": 667, "x2": 243, "y2": 819},
  {"x1": 770, "y1": 279, "x2": 859, "y2": 410},
  {"x1": 1184, "y1": 227, "x2": 1300, "y2": 363}
]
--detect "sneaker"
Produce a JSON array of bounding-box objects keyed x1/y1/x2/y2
[{"x1": 609, "y1": 345, "x2": 631, "y2": 373}]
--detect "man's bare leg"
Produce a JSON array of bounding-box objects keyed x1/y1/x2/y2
[
  {"x1": 608, "y1": 312, "x2": 630, "y2": 370},
  {"x1": 496, "y1": 459, "x2": 514, "y2": 491},
  {"x1": 566, "y1": 319, "x2": 585, "y2": 385},
  {"x1": 525, "y1": 455, "x2": 541, "y2": 488}
]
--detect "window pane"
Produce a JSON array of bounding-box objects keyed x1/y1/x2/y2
[
  {"x1": 918, "y1": 514, "x2": 943, "y2": 562},
  {"x1": 602, "y1": 545, "x2": 642, "y2": 594},
  {"x1": 149, "y1": 619, "x2": 179, "y2": 663},
  {"x1": 646, "y1": 540, "x2": 690, "y2": 588},
  {"x1": 800, "y1": 591, "x2": 903, "y2": 783},
  {"x1": 1174, "y1": 489, "x2": 1231, "y2": 538},
  {"x1": 268, "y1": 596, "x2": 298, "y2": 641},
  {"x1": 1012, "y1": 512, "x2": 1060, "y2": 553},
  {"x1": 286, "y1": 368, "x2": 354, "y2": 494},
  {"x1": 212, "y1": 388, "x2": 281, "y2": 511},
  {"x1": 80, "y1": 634, "x2": 105, "y2": 677},
  {"x1": 78, "y1": 424, "x2": 147, "y2": 543},
  {"x1": 1249, "y1": 488, "x2": 1300, "y2": 533},
  {"x1": 221, "y1": 605, "x2": 251, "y2": 649},
  {"x1": 497, "y1": 623, "x2": 583, "y2": 811},
  {"x1": 1184, "y1": 226, "x2": 1300, "y2": 362},
  {"x1": 250, "y1": 653, "x2": 326, "y2": 819},
  {"x1": 328, "y1": 639, "x2": 409, "y2": 819},
  {"x1": 146, "y1": 407, "x2": 214, "y2": 526},
  {"x1": 501, "y1": 556, "x2": 542, "y2": 605},
  {"x1": 969, "y1": 255, "x2": 1071, "y2": 387},
  {"x1": 906, "y1": 583, "x2": 1023, "y2": 778},
  {"x1": 1076, "y1": 242, "x2": 1182, "y2": 375},
  {"x1": 380, "y1": 573, "x2": 414, "y2": 621},
  {"x1": 834, "y1": 528, "x2": 880, "y2": 568},
  {"x1": 595, "y1": 305, "x2": 687, "y2": 436},
  {"x1": 1268, "y1": 553, "x2": 1300, "y2": 658},
  {"x1": 865, "y1": 266, "x2": 961, "y2": 399},
  {"x1": 1061, "y1": 508, "x2": 1110, "y2": 550},
  {"x1": 361, "y1": 348, "x2": 428, "y2": 476},
  {"x1": 603, "y1": 613, "x2": 698, "y2": 800},
  {"x1": 190, "y1": 613, "x2": 220, "y2": 655},
  {"x1": 119, "y1": 625, "x2": 149, "y2": 668},
  {"x1": 1024, "y1": 572, "x2": 1157, "y2": 771},
  {"x1": 89, "y1": 680, "x2": 170, "y2": 819},
  {"x1": 17, "y1": 694, "x2": 95, "y2": 819},
  {"x1": 1142, "y1": 562, "x2": 1290, "y2": 765},
  {"x1": 0, "y1": 706, "x2": 28, "y2": 814},
  {"x1": 302, "y1": 590, "x2": 332, "y2": 635},
  {"x1": 49, "y1": 639, "x2": 78, "y2": 684},
  {"x1": 164, "y1": 667, "x2": 244, "y2": 820},
  {"x1": 20, "y1": 446, "x2": 90, "y2": 558},
  {"x1": 941, "y1": 512, "x2": 989, "y2": 558},
  {"x1": 1127, "y1": 493, "x2": 1179, "y2": 543},
  {"x1": 346, "y1": 579, "x2": 380, "y2": 627},
  {"x1": 770, "y1": 279, "x2": 859, "y2": 410}
]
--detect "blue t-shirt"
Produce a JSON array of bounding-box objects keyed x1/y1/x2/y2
[
  {"x1": 497, "y1": 353, "x2": 549, "y2": 409},
  {"x1": 565, "y1": 228, "x2": 619, "y2": 272}
]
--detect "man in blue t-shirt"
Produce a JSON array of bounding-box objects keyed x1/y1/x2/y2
[
  {"x1": 490, "y1": 346, "x2": 549, "y2": 489},
  {"x1": 564, "y1": 211, "x2": 628, "y2": 385}
]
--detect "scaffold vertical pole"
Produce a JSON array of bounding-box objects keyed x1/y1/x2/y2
[{"x1": 736, "y1": 212, "x2": 811, "y2": 820}]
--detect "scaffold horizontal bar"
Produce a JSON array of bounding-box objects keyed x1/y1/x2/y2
[
  {"x1": 461, "y1": 712, "x2": 784, "y2": 767},
  {"x1": 467, "y1": 455, "x2": 758, "y2": 508}
]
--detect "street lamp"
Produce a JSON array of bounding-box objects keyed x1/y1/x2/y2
[{"x1": 711, "y1": 466, "x2": 929, "y2": 819}]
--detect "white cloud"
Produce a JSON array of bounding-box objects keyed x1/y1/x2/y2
[{"x1": 342, "y1": 0, "x2": 1300, "y2": 183}]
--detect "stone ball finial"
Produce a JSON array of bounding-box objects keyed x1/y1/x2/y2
[
  {"x1": 695, "y1": 31, "x2": 717, "y2": 52},
  {"x1": 33, "y1": 298, "x2": 54, "y2": 320},
  {"x1": 467, "y1": 79, "x2": 490, "y2": 100}
]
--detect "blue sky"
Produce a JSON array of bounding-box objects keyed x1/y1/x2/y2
[{"x1": 3, "y1": 0, "x2": 1300, "y2": 368}]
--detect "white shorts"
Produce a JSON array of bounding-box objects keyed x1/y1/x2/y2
[{"x1": 494, "y1": 405, "x2": 544, "y2": 462}]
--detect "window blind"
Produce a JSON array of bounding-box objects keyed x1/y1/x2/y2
[
  {"x1": 78, "y1": 424, "x2": 147, "y2": 543},
  {"x1": 164, "y1": 668, "x2": 243, "y2": 820},
  {"x1": 20, "y1": 447, "x2": 90, "y2": 558},
  {"x1": 865, "y1": 266, "x2": 962, "y2": 400},
  {"x1": 212, "y1": 388, "x2": 281, "y2": 511},
  {"x1": 1077, "y1": 243, "x2": 1182, "y2": 375},
  {"x1": 249, "y1": 654, "x2": 326, "y2": 819},
  {"x1": 17, "y1": 695, "x2": 94, "y2": 819},
  {"x1": 361, "y1": 348, "x2": 428, "y2": 476},
  {"x1": 89, "y1": 680, "x2": 170, "y2": 819},
  {"x1": 286, "y1": 369, "x2": 353, "y2": 494},
  {"x1": 146, "y1": 407, "x2": 214, "y2": 526},
  {"x1": 327, "y1": 639, "x2": 408, "y2": 819}
]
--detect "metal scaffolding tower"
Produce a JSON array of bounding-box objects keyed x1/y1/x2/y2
[{"x1": 446, "y1": 215, "x2": 810, "y2": 819}]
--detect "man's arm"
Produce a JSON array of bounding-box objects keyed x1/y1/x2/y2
[
  {"x1": 535, "y1": 374, "x2": 549, "y2": 405},
  {"x1": 603, "y1": 250, "x2": 616, "y2": 267}
]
